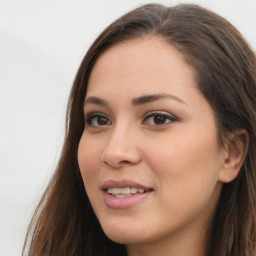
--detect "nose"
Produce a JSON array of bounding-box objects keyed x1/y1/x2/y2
[{"x1": 101, "y1": 125, "x2": 142, "y2": 168}]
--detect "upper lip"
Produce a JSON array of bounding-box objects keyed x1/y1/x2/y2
[{"x1": 101, "y1": 179, "x2": 153, "y2": 191}]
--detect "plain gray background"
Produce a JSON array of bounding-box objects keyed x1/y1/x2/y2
[{"x1": 1, "y1": 0, "x2": 255, "y2": 255}]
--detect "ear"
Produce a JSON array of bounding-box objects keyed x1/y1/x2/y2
[{"x1": 218, "y1": 129, "x2": 249, "y2": 183}]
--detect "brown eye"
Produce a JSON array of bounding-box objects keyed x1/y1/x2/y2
[
  {"x1": 86, "y1": 113, "x2": 111, "y2": 127},
  {"x1": 153, "y1": 115, "x2": 167, "y2": 125},
  {"x1": 97, "y1": 116, "x2": 109, "y2": 125},
  {"x1": 143, "y1": 112, "x2": 176, "y2": 126}
]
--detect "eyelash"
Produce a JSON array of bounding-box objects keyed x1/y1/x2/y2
[
  {"x1": 85, "y1": 112, "x2": 111, "y2": 127},
  {"x1": 143, "y1": 111, "x2": 177, "y2": 126},
  {"x1": 85, "y1": 111, "x2": 177, "y2": 128}
]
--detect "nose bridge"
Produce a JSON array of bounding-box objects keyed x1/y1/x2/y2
[{"x1": 101, "y1": 120, "x2": 141, "y2": 167}]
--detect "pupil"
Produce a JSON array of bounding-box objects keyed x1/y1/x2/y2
[
  {"x1": 97, "y1": 117, "x2": 108, "y2": 125},
  {"x1": 154, "y1": 115, "x2": 166, "y2": 124}
]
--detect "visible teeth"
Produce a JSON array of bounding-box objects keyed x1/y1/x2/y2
[
  {"x1": 130, "y1": 187, "x2": 138, "y2": 194},
  {"x1": 112, "y1": 188, "x2": 121, "y2": 194},
  {"x1": 121, "y1": 187, "x2": 130, "y2": 194},
  {"x1": 108, "y1": 188, "x2": 113, "y2": 194},
  {"x1": 107, "y1": 187, "x2": 145, "y2": 195}
]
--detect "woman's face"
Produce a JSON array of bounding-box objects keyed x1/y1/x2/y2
[{"x1": 78, "y1": 37, "x2": 225, "y2": 248}]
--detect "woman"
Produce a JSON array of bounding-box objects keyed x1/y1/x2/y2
[{"x1": 23, "y1": 3, "x2": 256, "y2": 256}]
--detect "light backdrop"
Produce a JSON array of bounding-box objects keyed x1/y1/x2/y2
[{"x1": 0, "y1": 0, "x2": 255, "y2": 255}]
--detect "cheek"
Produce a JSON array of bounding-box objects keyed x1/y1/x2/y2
[
  {"x1": 77, "y1": 134, "x2": 102, "y2": 191},
  {"x1": 145, "y1": 136, "x2": 222, "y2": 230},
  {"x1": 147, "y1": 129, "x2": 222, "y2": 199}
]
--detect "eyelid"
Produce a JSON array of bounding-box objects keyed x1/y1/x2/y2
[
  {"x1": 142, "y1": 110, "x2": 178, "y2": 125},
  {"x1": 85, "y1": 112, "x2": 112, "y2": 127},
  {"x1": 85, "y1": 112, "x2": 109, "y2": 119},
  {"x1": 143, "y1": 110, "x2": 177, "y2": 119}
]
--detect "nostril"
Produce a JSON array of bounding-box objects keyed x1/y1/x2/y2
[
  {"x1": 102, "y1": 159, "x2": 131, "y2": 168},
  {"x1": 120, "y1": 160, "x2": 130, "y2": 164}
]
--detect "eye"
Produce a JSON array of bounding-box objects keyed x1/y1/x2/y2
[
  {"x1": 86, "y1": 113, "x2": 112, "y2": 127},
  {"x1": 143, "y1": 111, "x2": 177, "y2": 126}
]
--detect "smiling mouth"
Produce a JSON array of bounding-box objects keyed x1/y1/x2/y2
[
  {"x1": 106, "y1": 187, "x2": 153, "y2": 197},
  {"x1": 102, "y1": 180, "x2": 153, "y2": 208}
]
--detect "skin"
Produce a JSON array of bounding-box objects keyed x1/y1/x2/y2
[{"x1": 78, "y1": 37, "x2": 234, "y2": 256}]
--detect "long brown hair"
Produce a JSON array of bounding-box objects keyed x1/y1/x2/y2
[{"x1": 23, "y1": 4, "x2": 256, "y2": 256}]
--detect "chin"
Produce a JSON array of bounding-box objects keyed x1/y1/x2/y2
[
  {"x1": 101, "y1": 222, "x2": 146, "y2": 244},
  {"x1": 106, "y1": 233, "x2": 136, "y2": 244}
]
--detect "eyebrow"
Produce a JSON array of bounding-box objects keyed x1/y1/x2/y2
[
  {"x1": 132, "y1": 93, "x2": 188, "y2": 106},
  {"x1": 84, "y1": 97, "x2": 109, "y2": 107},
  {"x1": 84, "y1": 93, "x2": 188, "y2": 107}
]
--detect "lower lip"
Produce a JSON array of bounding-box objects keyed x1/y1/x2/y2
[{"x1": 103, "y1": 191, "x2": 153, "y2": 209}]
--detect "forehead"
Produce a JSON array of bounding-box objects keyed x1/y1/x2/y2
[{"x1": 87, "y1": 37, "x2": 196, "y2": 97}]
